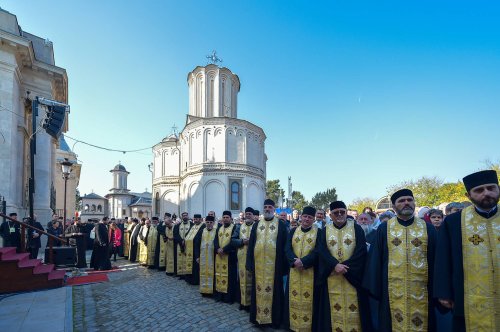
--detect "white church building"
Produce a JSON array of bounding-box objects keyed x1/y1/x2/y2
[{"x1": 152, "y1": 63, "x2": 267, "y2": 217}]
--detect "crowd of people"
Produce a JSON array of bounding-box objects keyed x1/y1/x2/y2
[{"x1": 1, "y1": 169, "x2": 498, "y2": 332}]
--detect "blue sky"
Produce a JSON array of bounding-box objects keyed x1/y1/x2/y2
[{"x1": 3, "y1": 0, "x2": 499, "y2": 204}]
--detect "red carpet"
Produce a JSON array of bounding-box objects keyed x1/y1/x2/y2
[
  {"x1": 66, "y1": 274, "x2": 109, "y2": 286},
  {"x1": 86, "y1": 266, "x2": 122, "y2": 275}
]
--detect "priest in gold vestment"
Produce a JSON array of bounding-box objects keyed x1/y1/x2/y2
[
  {"x1": 196, "y1": 215, "x2": 217, "y2": 296},
  {"x1": 184, "y1": 214, "x2": 205, "y2": 285},
  {"x1": 123, "y1": 218, "x2": 134, "y2": 259},
  {"x1": 145, "y1": 217, "x2": 159, "y2": 267},
  {"x1": 284, "y1": 206, "x2": 320, "y2": 332},
  {"x1": 363, "y1": 189, "x2": 437, "y2": 331},
  {"x1": 137, "y1": 219, "x2": 151, "y2": 265},
  {"x1": 317, "y1": 201, "x2": 372, "y2": 332},
  {"x1": 163, "y1": 213, "x2": 175, "y2": 275},
  {"x1": 231, "y1": 207, "x2": 256, "y2": 311},
  {"x1": 214, "y1": 211, "x2": 239, "y2": 303},
  {"x1": 246, "y1": 199, "x2": 289, "y2": 329},
  {"x1": 173, "y1": 212, "x2": 193, "y2": 278},
  {"x1": 434, "y1": 170, "x2": 500, "y2": 332}
]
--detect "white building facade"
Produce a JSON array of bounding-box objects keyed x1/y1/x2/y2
[
  {"x1": 0, "y1": 8, "x2": 69, "y2": 223},
  {"x1": 152, "y1": 64, "x2": 266, "y2": 218}
]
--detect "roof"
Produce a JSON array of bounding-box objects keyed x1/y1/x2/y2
[
  {"x1": 111, "y1": 164, "x2": 127, "y2": 172},
  {"x1": 82, "y1": 193, "x2": 106, "y2": 200},
  {"x1": 129, "y1": 196, "x2": 152, "y2": 207}
]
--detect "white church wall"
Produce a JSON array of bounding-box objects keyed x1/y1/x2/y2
[
  {"x1": 246, "y1": 181, "x2": 264, "y2": 211},
  {"x1": 204, "y1": 179, "x2": 226, "y2": 217},
  {"x1": 187, "y1": 181, "x2": 203, "y2": 214},
  {"x1": 213, "y1": 127, "x2": 225, "y2": 162}
]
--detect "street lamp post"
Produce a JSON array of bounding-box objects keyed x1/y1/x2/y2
[{"x1": 60, "y1": 158, "x2": 73, "y2": 237}]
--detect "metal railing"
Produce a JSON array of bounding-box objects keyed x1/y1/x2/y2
[{"x1": 0, "y1": 212, "x2": 67, "y2": 264}]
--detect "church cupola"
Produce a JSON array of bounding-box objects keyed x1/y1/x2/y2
[
  {"x1": 187, "y1": 54, "x2": 241, "y2": 119},
  {"x1": 110, "y1": 162, "x2": 130, "y2": 192}
]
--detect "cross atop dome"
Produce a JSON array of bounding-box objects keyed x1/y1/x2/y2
[{"x1": 206, "y1": 50, "x2": 223, "y2": 65}]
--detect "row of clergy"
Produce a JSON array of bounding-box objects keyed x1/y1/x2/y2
[{"x1": 119, "y1": 169, "x2": 499, "y2": 332}]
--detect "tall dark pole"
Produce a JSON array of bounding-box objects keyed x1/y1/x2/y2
[
  {"x1": 63, "y1": 174, "x2": 68, "y2": 236},
  {"x1": 29, "y1": 98, "x2": 38, "y2": 221}
]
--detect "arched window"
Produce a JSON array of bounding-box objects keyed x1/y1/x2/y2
[
  {"x1": 155, "y1": 192, "x2": 160, "y2": 215},
  {"x1": 97, "y1": 205, "x2": 102, "y2": 212},
  {"x1": 84, "y1": 204, "x2": 90, "y2": 211},
  {"x1": 91, "y1": 204, "x2": 96, "y2": 212},
  {"x1": 230, "y1": 181, "x2": 240, "y2": 210}
]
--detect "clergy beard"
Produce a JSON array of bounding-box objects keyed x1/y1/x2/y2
[
  {"x1": 360, "y1": 224, "x2": 373, "y2": 236},
  {"x1": 395, "y1": 205, "x2": 414, "y2": 219},
  {"x1": 264, "y1": 211, "x2": 274, "y2": 220},
  {"x1": 245, "y1": 219, "x2": 254, "y2": 225},
  {"x1": 470, "y1": 194, "x2": 499, "y2": 210}
]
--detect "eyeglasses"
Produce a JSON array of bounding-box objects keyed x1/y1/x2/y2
[{"x1": 332, "y1": 210, "x2": 346, "y2": 216}]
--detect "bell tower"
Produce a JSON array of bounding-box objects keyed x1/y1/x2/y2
[{"x1": 110, "y1": 162, "x2": 130, "y2": 193}]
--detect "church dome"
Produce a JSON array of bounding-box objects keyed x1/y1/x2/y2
[{"x1": 112, "y1": 164, "x2": 127, "y2": 172}]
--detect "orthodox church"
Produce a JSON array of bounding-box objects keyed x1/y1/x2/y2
[{"x1": 152, "y1": 61, "x2": 267, "y2": 217}]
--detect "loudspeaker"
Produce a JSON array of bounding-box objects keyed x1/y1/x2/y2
[{"x1": 44, "y1": 247, "x2": 76, "y2": 266}]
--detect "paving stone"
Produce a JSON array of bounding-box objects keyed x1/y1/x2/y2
[{"x1": 72, "y1": 258, "x2": 283, "y2": 331}]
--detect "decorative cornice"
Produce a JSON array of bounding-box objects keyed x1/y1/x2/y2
[{"x1": 182, "y1": 117, "x2": 266, "y2": 140}]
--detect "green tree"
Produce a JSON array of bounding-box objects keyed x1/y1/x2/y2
[
  {"x1": 388, "y1": 176, "x2": 443, "y2": 207},
  {"x1": 75, "y1": 188, "x2": 82, "y2": 211},
  {"x1": 291, "y1": 191, "x2": 308, "y2": 212},
  {"x1": 436, "y1": 182, "x2": 468, "y2": 203},
  {"x1": 310, "y1": 188, "x2": 338, "y2": 210},
  {"x1": 483, "y1": 159, "x2": 500, "y2": 181},
  {"x1": 348, "y1": 197, "x2": 377, "y2": 214},
  {"x1": 266, "y1": 179, "x2": 284, "y2": 205}
]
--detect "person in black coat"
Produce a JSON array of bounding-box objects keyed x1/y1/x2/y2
[
  {"x1": 0, "y1": 213, "x2": 21, "y2": 252},
  {"x1": 128, "y1": 219, "x2": 141, "y2": 262},
  {"x1": 65, "y1": 219, "x2": 88, "y2": 268},
  {"x1": 26, "y1": 217, "x2": 45, "y2": 259},
  {"x1": 90, "y1": 217, "x2": 112, "y2": 271}
]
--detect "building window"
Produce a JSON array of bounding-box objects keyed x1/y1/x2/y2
[
  {"x1": 97, "y1": 205, "x2": 102, "y2": 212},
  {"x1": 230, "y1": 180, "x2": 241, "y2": 210},
  {"x1": 91, "y1": 204, "x2": 96, "y2": 212}
]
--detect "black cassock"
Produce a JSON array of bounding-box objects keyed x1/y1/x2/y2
[
  {"x1": 316, "y1": 222, "x2": 373, "y2": 332},
  {"x1": 433, "y1": 207, "x2": 498, "y2": 332},
  {"x1": 185, "y1": 224, "x2": 205, "y2": 285},
  {"x1": 128, "y1": 223, "x2": 141, "y2": 262},
  {"x1": 90, "y1": 223, "x2": 112, "y2": 271},
  {"x1": 283, "y1": 226, "x2": 320, "y2": 331},
  {"x1": 213, "y1": 224, "x2": 239, "y2": 303},
  {"x1": 363, "y1": 217, "x2": 437, "y2": 332},
  {"x1": 65, "y1": 224, "x2": 87, "y2": 268},
  {"x1": 246, "y1": 219, "x2": 289, "y2": 329}
]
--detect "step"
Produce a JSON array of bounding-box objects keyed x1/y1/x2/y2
[
  {"x1": 33, "y1": 264, "x2": 55, "y2": 275},
  {"x1": 48, "y1": 269, "x2": 66, "y2": 281},
  {"x1": 1, "y1": 253, "x2": 30, "y2": 262},
  {"x1": 18, "y1": 258, "x2": 42, "y2": 268},
  {"x1": 0, "y1": 247, "x2": 16, "y2": 259}
]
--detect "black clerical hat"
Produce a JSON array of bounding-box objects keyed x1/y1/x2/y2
[
  {"x1": 329, "y1": 201, "x2": 347, "y2": 210},
  {"x1": 164, "y1": 212, "x2": 171, "y2": 217},
  {"x1": 390, "y1": 189, "x2": 414, "y2": 204},
  {"x1": 253, "y1": 210, "x2": 260, "y2": 216},
  {"x1": 193, "y1": 214, "x2": 202, "y2": 218},
  {"x1": 302, "y1": 206, "x2": 316, "y2": 217},
  {"x1": 206, "y1": 216, "x2": 215, "y2": 222},
  {"x1": 264, "y1": 198, "x2": 275, "y2": 207},
  {"x1": 245, "y1": 207, "x2": 254, "y2": 213},
  {"x1": 222, "y1": 210, "x2": 232, "y2": 217},
  {"x1": 463, "y1": 170, "x2": 499, "y2": 192}
]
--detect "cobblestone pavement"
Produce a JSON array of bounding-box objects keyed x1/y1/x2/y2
[{"x1": 73, "y1": 258, "x2": 276, "y2": 331}]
